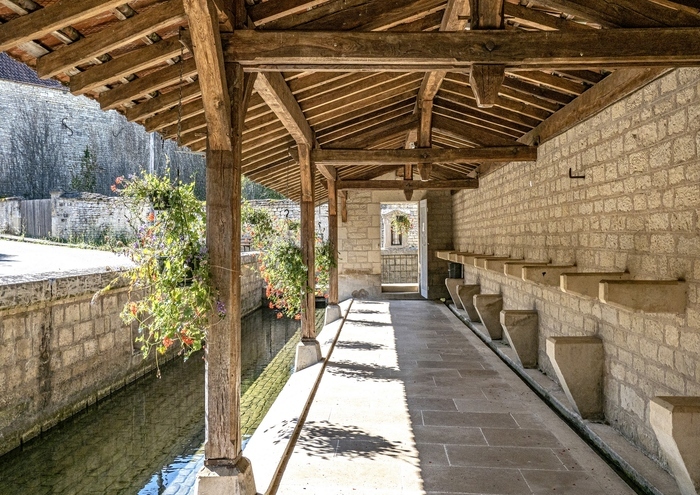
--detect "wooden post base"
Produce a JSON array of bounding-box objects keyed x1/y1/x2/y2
[
  {"x1": 324, "y1": 304, "x2": 342, "y2": 326},
  {"x1": 197, "y1": 457, "x2": 257, "y2": 495}
]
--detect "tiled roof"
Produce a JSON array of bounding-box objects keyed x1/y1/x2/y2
[{"x1": 0, "y1": 53, "x2": 63, "y2": 89}]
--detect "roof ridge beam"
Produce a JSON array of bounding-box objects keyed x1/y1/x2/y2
[{"x1": 313, "y1": 146, "x2": 536, "y2": 165}]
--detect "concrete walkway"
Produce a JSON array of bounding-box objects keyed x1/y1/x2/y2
[
  {"x1": 277, "y1": 300, "x2": 635, "y2": 495},
  {"x1": 0, "y1": 238, "x2": 131, "y2": 284}
]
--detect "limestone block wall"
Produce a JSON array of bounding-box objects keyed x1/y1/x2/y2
[
  {"x1": 0, "y1": 255, "x2": 263, "y2": 456},
  {"x1": 338, "y1": 189, "x2": 452, "y2": 300},
  {"x1": 452, "y1": 68, "x2": 700, "y2": 462},
  {"x1": 247, "y1": 199, "x2": 329, "y2": 240},
  {"x1": 50, "y1": 191, "x2": 143, "y2": 241}
]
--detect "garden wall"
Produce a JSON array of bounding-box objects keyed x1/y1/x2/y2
[
  {"x1": 0, "y1": 254, "x2": 263, "y2": 456},
  {"x1": 452, "y1": 68, "x2": 700, "y2": 463}
]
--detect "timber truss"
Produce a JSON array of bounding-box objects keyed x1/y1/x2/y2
[{"x1": 1, "y1": 0, "x2": 696, "y2": 201}]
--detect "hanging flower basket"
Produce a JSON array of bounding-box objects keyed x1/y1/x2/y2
[{"x1": 391, "y1": 213, "x2": 412, "y2": 235}]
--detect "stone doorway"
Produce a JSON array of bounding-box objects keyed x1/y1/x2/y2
[{"x1": 380, "y1": 202, "x2": 419, "y2": 293}]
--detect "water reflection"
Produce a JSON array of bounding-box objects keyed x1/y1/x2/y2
[{"x1": 0, "y1": 308, "x2": 299, "y2": 495}]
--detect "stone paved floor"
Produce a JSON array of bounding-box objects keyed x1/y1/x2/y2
[{"x1": 277, "y1": 300, "x2": 635, "y2": 495}]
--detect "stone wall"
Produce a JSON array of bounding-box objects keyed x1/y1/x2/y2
[
  {"x1": 452, "y1": 68, "x2": 700, "y2": 462},
  {"x1": 0, "y1": 255, "x2": 263, "y2": 456},
  {"x1": 247, "y1": 199, "x2": 329, "y2": 240},
  {"x1": 50, "y1": 191, "x2": 143, "y2": 241},
  {"x1": 0, "y1": 198, "x2": 21, "y2": 234},
  {"x1": 338, "y1": 188, "x2": 451, "y2": 300}
]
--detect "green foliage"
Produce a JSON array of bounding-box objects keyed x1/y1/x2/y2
[
  {"x1": 391, "y1": 213, "x2": 412, "y2": 235},
  {"x1": 70, "y1": 147, "x2": 101, "y2": 193},
  {"x1": 105, "y1": 171, "x2": 222, "y2": 359},
  {"x1": 242, "y1": 175, "x2": 285, "y2": 200},
  {"x1": 243, "y1": 202, "x2": 336, "y2": 319}
]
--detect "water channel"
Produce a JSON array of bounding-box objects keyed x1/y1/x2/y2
[{"x1": 0, "y1": 307, "x2": 301, "y2": 494}]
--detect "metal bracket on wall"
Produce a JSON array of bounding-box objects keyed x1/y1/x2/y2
[{"x1": 569, "y1": 168, "x2": 585, "y2": 179}]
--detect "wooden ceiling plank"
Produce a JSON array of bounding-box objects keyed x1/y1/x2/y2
[
  {"x1": 0, "y1": 0, "x2": 126, "y2": 52},
  {"x1": 327, "y1": 114, "x2": 418, "y2": 149},
  {"x1": 313, "y1": 146, "x2": 536, "y2": 165},
  {"x1": 503, "y1": 3, "x2": 591, "y2": 31},
  {"x1": 254, "y1": 71, "x2": 314, "y2": 146},
  {"x1": 519, "y1": 67, "x2": 669, "y2": 146},
  {"x1": 125, "y1": 81, "x2": 202, "y2": 122},
  {"x1": 36, "y1": 0, "x2": 187, "y2": 79},
  {"x1": 502, "y1": 75, "x2": 574, "y2": 105},
  {"x1": 225, "y1": 28, "x2": 700, "y2": 69},
  {"x1": 145, "y1": 98, "x2": 204, "y2": 132},
  {"x1": 99, "y1": 58, "x2": 198, "y2": 110},
  {"x1": 432, "y1": 114, "x2": 519, "y2": 146},
  {"x1": 249, "y1": 0, "x2": 333, "y2": 27},
  {"x1": 317, "y1": 104, "x2": 415, "y2": 144},
  {"x1": 433, "y1": 99, "x2": 524, "y2": 137},
  {"x1": 182, "y1": 0, "x2": 231, "y2": 151},
  {"x1": 70, "y1": 35, "x2": 186, "y2": 94}
]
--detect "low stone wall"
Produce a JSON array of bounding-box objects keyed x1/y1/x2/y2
[
  {"x1": 0, "y1": 254, "x2": 263, "y2": 456},
  {"x1": 381, "y1": 252, "x2": 418, "y2": 284}
]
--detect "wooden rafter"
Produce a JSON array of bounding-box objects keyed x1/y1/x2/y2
[
  {"x1": 336, "y1": 178, "x2": 479, "y2": 189},
  {"x1": 70, "y1": 35, "x2": 188, "y2": 95},
  {"x1": 225, "y1": 28, "x2": 700, "y2": 70},
  {"x1": 36, "y1": 0, "x2": 187, "y2": 79},
  {"x1": 0, "y1": 0, "x2": 126, "y2": 53},
  {"x1": 254, "y1": 71, "x2": 314, "y2": 146},
  {"x1": 312, "y1": 146, "x2": 536, "y2": 165}
]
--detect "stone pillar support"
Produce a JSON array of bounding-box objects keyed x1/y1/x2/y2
[
  {"x1": 546, "y1": 337, "x2": 604, "y2": 420},
  {"x1": 650, "y1": 396, "x2": 700, "y2": 495},
  {"x1": 473, "y1": 294, "x2": 503, "y2": 340},
  {"x1": 560, "y1": 272, "x2": 630, "y2": 298},
  {"x1": 600, "y1": 280, "x2": 687, "y2": 313},
  {"x1": 522, "y1": 265, "x2": 576, "y2": 287},
  {"x1": 456, "y1": 284, "x2": 481, "y2": 321},
  {"x1": 445, "y1": 278, "x2": 463, "y2": 307},
  {"x1": 500, "y1": 310, "x2": 538, "y2": 368}
]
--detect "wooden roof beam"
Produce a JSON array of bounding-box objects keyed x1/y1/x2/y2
[
  {"x1": 0, "y1": 0, "x2": 126, "y2": 52},
  {"x1": 519, "y1": 68, "x2": 668, "y2": 146},
  {"x1": 224, "y1": 28, "x2": 700, "y2": 69},
  {"x1": 36, "y1": 0, "x2": 186, "y2": 79},
  {"x1": 313, "y1": 146, "x2": 536, "y2": 166},
  {"x1": 99, "y1": 58, "x2": 198, "y2": 110},
  {"x1": 254, "y1": 71, "x2": 314, "y2": 146},
  {"x1": 183, "y1": 0, "x2": 232, "y2": 151},
  {"x1": 337, "y1": 179, "x2": 478, "y2": 190},
  {"x1": 70, "y1": 35, "x2": 188, "y2": 95},
  {"x1": 124, "y1": 81, "x2": 202, "y2": 122}
]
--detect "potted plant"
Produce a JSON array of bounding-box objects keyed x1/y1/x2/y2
[
  {"x1": 102, "y1": 172, "x2": 224, "y2": 363},
  {"x1": 391, "y1": 213, "x2": 412, "y2": 235}
]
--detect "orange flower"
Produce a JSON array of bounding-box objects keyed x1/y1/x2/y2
[
  {"x1": 276, "y1": 312, "x2": 283, "y2": 319},
  {"x1": 268, "y1": 302, "x2": 274, "y2": 309},
  {"x1": 129, "y1": 302, "x2": 138, "y2": 315},
  {"x1": 181, "y1": 334, "x2": 194, "y2": 346},
  {"x1": 163, "y1": 337, "x2": 174, "y2": 348},
  {"x1": 115, "y1": 176, "x2": 124, "y2": 184},
  {"x1": 110, "y1": 184, "x2": 117, "y2": 192},
  {"x1": 294, "y1": 314, "x2": 301, "y2": 320},
  {"x1": 147, "y1": 211, "x2": 155, "y2": 222}
]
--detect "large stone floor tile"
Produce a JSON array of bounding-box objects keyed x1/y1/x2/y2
[
  {"x1": 422, "y1": 411, "x2": 519, "y2": 428},
  {"x1": 446, "y1": 445, "x2": 568, "y2": 470},
  {"x1": 481, "y1": 428, "x2": 560, "y2": 447},
  {"x1": 421, "y1": 466, "x2": 531, "y2": 494},
  {"x1": 412, "y1": 425, "x2": 487, "y2": 445}
]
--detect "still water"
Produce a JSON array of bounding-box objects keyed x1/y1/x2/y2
[{"x1": 0, "y1": 307, "x2": 300, "y2": 495}]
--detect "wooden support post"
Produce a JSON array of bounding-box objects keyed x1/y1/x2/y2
[
  {"x1": 417, "y1": 99, "x2": 432, "y2": 181},
  {"x1": 185, "y1": 0, "x2": 255, "y2": 490},
  {"x1": 325, "y1": 178, "x2": 342, "y2": 325},
  {"x1": 295, "y1": 144, "x2": 322, "y2": 371},
  {"x1": 340, "y1": 191, "x2": 348, "y2": 223},
  {"x1": 469, "y1": 64, "x2": 506, "y2": 108}
]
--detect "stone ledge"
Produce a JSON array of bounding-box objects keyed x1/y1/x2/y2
[
  {"x1": 522, "y1": 264, "x2": 576, "y2": 287},
  {"x1": 600, "y1": 280, "x2": 687, "y2": 314},
  {"x1": 560, "y1": 272, "x2": 630, "y2": 299}
]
